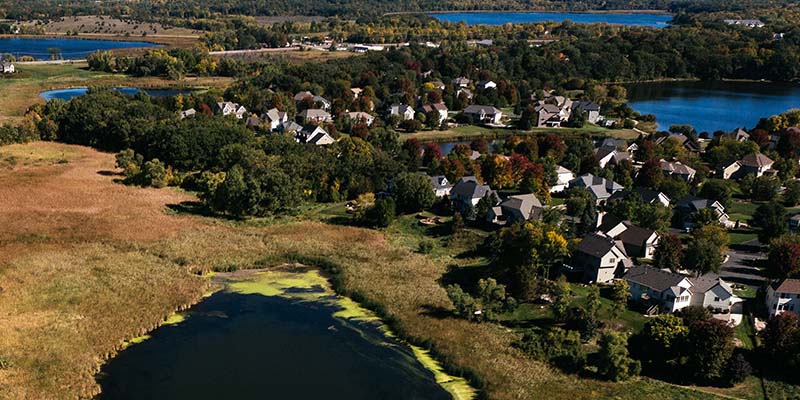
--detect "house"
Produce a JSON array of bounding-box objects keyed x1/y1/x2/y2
[
  {"x1": 568, "y1": 174, "x2": 625, "y2": 204},
  {"x1": 452, "y1": 77, "x2": 471, "y2": 88},
  {"x1": 419, "y1": 103, "x2": 448, "y2": 125},
  {"x1": 767, "y1": 279, "x2": 800, "y2": 316},
  {"x1": 350, "y1": 88, "x2": 363, "y2": 99},
  {"x1": 299, "y1": 109, "x2": 332, "y2": 124},
  {"x1": 790, "y1": 214, "x2": 800, "y2": 232},
  {"x1": 720, "y1": 152, "x2": 775, "y2": 179},
  {"x1": 429, "y1": 80, "x2": 446, "y2": 90},
  {"x1": 660, "y1": 160, "x2": 697, "y2": 182},
  {"x1": 261, "y1": 108, "x2": 288, "y2": 131},
  {"x1": 598, "y1": 138, "x2": 638, "y2": 153},
  {"x1": 571, "y1": 101, "x2": 601, "y2": 124},
  {"x1": 476, "y1": 80, "x2": 497, "y2": 90},
  {"x1": 625, "y1": 266, "x2": 738, "y2": 314},
  {"x1": 572, "y1": 232, "x2": 631, "y2": 284},
  {"x1": 725, "y1": 128, "x2": 750, "y2": 142},
  {"x1": 347, "y1": 111, "x2": 376, "y2": 126},
  {"x1": 427, "y1": 175, "x2": 452, "y2": 197},
  {"x1": 312, "y1": 95, "x2": 332, "y2": 111},
  {"x1": 246, "y1": 116, "x2": 261, "y2": 129},
  {"x1": 463, "y1": 105, "x2": 502, "y2": 125},
  {"x1": 675, "y1": 196, "x2": 732, "y2": 229},
  {"x1": 655, "y1": 134, "x2": 700, "y2": 153},
  {"x1": 594, "y1": 146, "x2": 631, "y2": 168},
  {"x1": 724, "y1": 19, "x2": 765, "y2": 28},
  {"x1": 296, "y1": 125, "x2": 335, "y2": 146},
  {"x1": 352, "y1": 44, "x2": 384, "y2": 52},
  {"x1": 596, "y1": 214, "x2": 661, "y2": 258},
  {"x1": 388, "y1": 104, "x2": 415, "y2": 121},
  {"x1": 550, "y1": 165, "x2": 575, "y2": 193},
  {"x1": 1, "y1": 61, "x2": 15, "y2": 74},
  {"x1": 293, "y1": 91, "x2": 314, "y2": 102},
  {"x1": 534, "y1": 104, "x2": 565, "y2": 128},
  {"x1": 607, "y1": 187, "x2": 671, "y2": 208},
  {"x1": 179, "y1": 108, "x2": 196, "y2": 119},
  {"x1": 487, "y1": 193, "x2": 543, "y2": 226},
  {"x1": 456, "y1": 88, "x2": 473, "y2": 101},
  {"x1": 280, "y1": 121, "x2": 303, "y2": 134},
  {"x1": 450, "y1": 176, "x2": 494, "y2": 215},
  {"x1": 215, "y1": 102, "x2": 247, "y2": 119}
]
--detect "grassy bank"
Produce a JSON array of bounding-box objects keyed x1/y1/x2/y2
[
  {"x1": 0, "y1": 142, "x2": 756, "y2": 400},
  {"x1": 0, "y1": 63, "x2": 232, "y2": 125}
]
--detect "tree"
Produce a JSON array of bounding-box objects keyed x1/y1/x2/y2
[
  {"x1": 686, "y1": 319, "x2": 734, "y2": 383},
  {"x1": 482, "y1": 154, "x2": 514, "y2": 189},
  {"x1": 768, "y1": 235, "x2": 800, "y2": 279},
  {"x1": 699, "y1": 180, "x2": 734, "y2": 207},
  {"x1": 586, "y1": 284, "x2": 602, "y2": 319},
  {"x1": 610, "y1": 280, "x2": 629, "y2": 318},
  {"x1": 675, "y1": 305, "x2": 712, "y2": 326},
  {"x1": 636, "y1": 159, "x2": 663, "y2": 189},
  {"x1": 761, "y1": 313, "x2": 800, "y2": 368},
  {"x1": 752, "y1": 202, "x2": 787, "y2": 244},
  {"x1": 446, "y1": 284, "x2": 477, "y2": 320},
  {"x1": 115, "y1": 148, "x2": 143, "y2": 181},
  {"x1": 552, "y1": 279, "x2": 571, "y2": 323},
  {"x1": 369, "y1": 197, "x2": 396, "y2": 228},
  {"x1": 143, "y1": 158, "x2": 169, "y2": 188},
  {"x1": 653, "y1": 233, "x2": 683, "y2": 272},
  {"x1": 597, "y1": 332, "x2": 640, "y2": 382},
  {"x1": 636, "y1": 314, "x2": 688, "y2": 366},
  {"x1": 784, "y1": 180, "x2": 800, "y2": 206},
  {"x1": 683, "y1": 225, "x2": 729, "y2": 275},
  {"x1": 724, "y1": 353, "x2": 752, "y2": 386},
  {"x1": 393, "y1": 172, "x2": 435, "y2": 213},
  {"x1": 749, "y1": 176, "x2": 780, "y2": 201}
]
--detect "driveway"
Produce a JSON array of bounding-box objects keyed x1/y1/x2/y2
[{"x1": 720, "y1": 240, "x2": 768, "y2": 288}]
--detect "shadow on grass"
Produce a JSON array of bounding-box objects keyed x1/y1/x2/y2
[
  {"x1": 439, "y1": 263, "x2": 493, "y2": 289},
  {"x1": 166, "y1": 201, "x2": 243, "y2": 221},
  {"x1": 419, "y1": 304, "x2": 456, "y2": 320},
  {"x1": 97, "y1": 170, "x2": 122, "y2": 177}
]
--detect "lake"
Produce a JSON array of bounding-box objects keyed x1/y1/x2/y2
[
  {"x1": 96, "y1": 270, "x2": 460, "y2": 400},
  {"x1": 40, "y1": 87, "x2": 192, "y2": 101},
  {"x1": 429, "y1": 12, "x2": 672, "y2": 27},
  {"x1": 626, "y1": 81, "x2": 800, "y2": 133},
  {"x1": 0, "y1": 37, "x2": 157, "y2": 60}
]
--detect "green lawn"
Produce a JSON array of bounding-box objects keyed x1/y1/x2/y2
[{"x1": 404, "y1": 123, "x2": 641, "y2": 143}]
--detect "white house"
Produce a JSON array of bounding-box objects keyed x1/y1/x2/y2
[
  {"x1": 476, "y1": 80, "x2": 497, "y2": 90},
  {"x1": 452, "y1": 77, "x2": 471, "y2": 88},
  {"x1": 388, "y1": 104, "x2": 415, "y2": 121},
  {"x1": 261, "y1": 108, "x2": 288, "y2": 131},
  {"x1": 550, "y1": 165, "x2": 575, "y2": 193},
  {"x1": 767, "y1": 279, "x2": 800, "y2": 316},
  {"x1": 299, "y1": 109, "x2": 332, "y2": 124},
  {"x1": 347, "y1": 111, "x2": 376, "y2": 126},
  {"x1": 571, "y1": 101, "x2": 601, "y2": 124},
  {"x1": 215, "y1": 102, "x2": 247, "y2": 119},
  {"x1": 179, "y1": 108, "x2": 196, "y2": 119},
  {"x1": 419, "y1": 103, "x2": 448, "y2": 125},
  {"x1": 450, "y1": 176, "x2": 493, "y2": 216},
  {"x1": 625, "y1": 266, "x2": 739, "y2": 314},
  {"x1": 427, "y1": 175, "x2": 452, "y2": 198},
  {"x1": 1, "y1": 61, "x2": 15, "y2": 74},
  {"x1": 572, "y1": 233, "x2": 632, "y2": 284},
  {"x1": 660, "y1": 160, "x2": 697, "y2": 182},
  {"x1": 296, "y1": 125, "x2": 335, "y2": 146},
  {"x1": 568, "y1": 174, "x2": 625, "y2": 204},
  {"x1": 720, "y1": 152, "x2": 775, "y2": 179},
  {"x1": 594, "y1": 147, "x2": 631, "y2": 169},
  {"x1": 463, "y1": 105, "x2": 502, "y2": 125},
  {"x1": 596, "y1": 214, "x2": 661, "y2": 259}
]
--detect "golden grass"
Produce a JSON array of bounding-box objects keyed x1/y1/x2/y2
[
  {"x1": 0, "y1": 63, "x2": 232, "y2": 125},
  {"x1": 17, "y1": 16, "x2": 201, "y2": 37},
  {"x1": 0, "y1": 142, "x2": 740, "y2": 399}
]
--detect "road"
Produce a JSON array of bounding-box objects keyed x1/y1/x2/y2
[{"x1": 720, "y1": 239, "x2": 768, "y2": 288}]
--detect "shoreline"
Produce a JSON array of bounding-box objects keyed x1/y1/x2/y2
[{"x1": 387, "y1": 9, "x2": 673, "y2": 16}]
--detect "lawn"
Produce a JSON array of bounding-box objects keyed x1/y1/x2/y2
[
  {"x1": 0, "y1": 63, "x2": 232, "y2": 124},
  {"x1": 405, "y1": 124, "x2": 641, "y2": 143}
]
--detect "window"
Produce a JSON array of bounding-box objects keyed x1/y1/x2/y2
[
  {"x1": 782, "y1": 293, "x2": 790, "y2": 298},
  {"x1": 715, "y1": 296, "x2": 720, "y2": 302},
  {"x1": 609, "y1": 258, "x2": 615, "y2": 264}
]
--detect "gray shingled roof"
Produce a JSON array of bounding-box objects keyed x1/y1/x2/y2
[
  {"x1": 740, "y1": 152, "x2": 774, "y2": 168},
  {"x1": 624, "y1": 266, "x2": 686, "y2": 292},
  {"x1": 451, "y1": 176, "x2": 492, "y2": 199},
  {"x1": 773, "y1": 279, "x2": 800, "y2": 295},
  {"x1": 575, "y1": 233, "x2": 625, "y2": 258}
]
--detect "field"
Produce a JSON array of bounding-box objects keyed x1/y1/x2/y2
[
  {"x1": 18, "y1": 16, "x2": 201, "y2": 38},
  {"x1": 0, "y1": 63, "x2": 232, "y2": 124},
  {"x1": 406, "y1": 124, "x2": 642, "y2": 143},
  {"x1": 212, "y1": 47, "x2": 362, "y2": 64},
  {"x1": 0, "y1": 141, "x2": 759, "y2": 400}
]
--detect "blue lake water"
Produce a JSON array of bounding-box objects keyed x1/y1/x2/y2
[
  {"x1": 96, "y1": 290, "x2": 451, "y2": 400},
  {"x1": 0, "y1": 37, "x2": 157, "y2": 60},
  {"x1": 40, "y1": 87, "x2": 192, "y2": 101},
  {"x1": 430, "y1": 12, "x2": 672, "y2": 27},
  {"x1": 626, "y1": 81, "x2": 800, "y2": 133}
]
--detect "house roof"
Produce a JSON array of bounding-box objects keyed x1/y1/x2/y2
[
  {"x1": 624, "y1": 266, "x2": 687, "y2": 292},
  {"x1": 676, "y1": 196, "x2": 722, "y2": 212},
  {"x1": 294, "y1": 91, "x2": 313, "y2": 101},
  {"x1": 597, "y1": 213, "x2": 625, "y2": 234},
  {"x1": 451, "y1": 176, "x2": 492, "y2": 200},
  {"x1": 572, "y1": 100, "x2": 601, "y2": 112},
  {"x1": 740, "y1": 152, "x2": 774, "y2": 168},
  {"x1": 773, "y1": 279, "x2": 800, "y2": 295},
  {"x1": 569, "y1": 174, "x2": 624, "y2": 199},
  {"x1": 575, "y1": 233, "x2": 626, "y2": 258},
  {"x1": 556, "y1": 165, "x2": 573, "y2": 175},
  {"x1": 263, "y1": 108, "x2": 284, "y2": 122},
  {"x1": 428, "y1": 175, "x2": 451, "y2": 190},
  {"x1": 690, "y1": 273, "x2": 733, "y2": 295},
  {"x1": 535, "y1": 103, "x2": 561, "y2": 114},
  {"x1": 618, "y1": 224, "x2": 657, "y2": 247},
  {"x1": 500, "y1": 193, "x2": 543, "y2": 219},
  {"x1": 660, "y1": 160, "x2": 696, "y2": 175},
  {"x1": 464, "y1": 105, "x2": 501, "y2": 115},
  {"x1": 300, "y1": 109, "x2": 331, "y2": 119}
]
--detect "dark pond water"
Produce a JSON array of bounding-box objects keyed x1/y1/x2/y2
[
  {"x1": 626, "y1": 81, "x2": 800, "y2": 133},
  {"x1": 96, "y1": 291, "x2": 450, "y2": 400},
  {"x1": 40, "y1": 87, "x2": 192, "y2": 101},
  {"x1": 430, "y1": 12, "x2": 672, "y2": 27},
  {"x1": 0, "y1": 37, "x2": 157, "y2": 60}
]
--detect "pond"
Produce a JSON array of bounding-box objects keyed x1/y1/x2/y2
[
  {"x1": 40, "y1": 87, "x2": 193, "y2": 101},
  {"x1": 625, "y1": 80, "x2": 800, "y2": 134},
  {"x1": 429, "y1": 12, "x2": 672, "y2": 27},
  {"x1": 96, "y1": 269, "x2": 470, "y2": 400},
  {"x1": 0, "y1": 37, "x2": 157, "y2": 60}
]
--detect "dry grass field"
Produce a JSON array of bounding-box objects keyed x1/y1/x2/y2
[
  {"x1": 19, "y1": 16, "x2": 201, "y2": 38},
  {"x1": 0, "y1": 63, "x2": 232, "y2": 125},
  {"x1": 0, "y1": 141, "x2": 736, "y2": 400}
]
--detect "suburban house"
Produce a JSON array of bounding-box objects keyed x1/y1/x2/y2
[
  {"x1": 246, "y1": 116, "x2": 261, "y2": 129},
  {"x1": 463, "y1": 105, "x2": 503, "y2": 125},
  {"x1": 350, "y1": 87, "x2": 363, "y2": 99},
  {"x1": 487, "y1": 193, "x2": 543, "y2": 226},
  {"x1": 261, "y1": 108, "x2": 288, "y2": 131},
  {"x1": 571, "y1": 232, "x2": 631, "y2": 284},
  {"x1": 598, "y1": 138, "x2": 638, "y2": 153},
  {"x1": 571, "y1": 101, "x2": 601, "y2": 124},
  {"x1": 596, "y1": 214, "x2": 660, "y2": 259},
  {"x1": 450, "y1": 176, "x2": 494, "y2": 215},
  {"x1": 607, "y1": 187, "x2": 671, "y2": 208},
  {"x1": 427, "y1": 175, "x2": 452, "y2": 198},
  {"x1": 660, "y1": 160, "x2": 697, "y2": 182},
  {"x1": 419, "y1": 103, "x2": 448, "y2": 125},
  {"x1": 568, "y1": 174, "x2": 625, "y2": 204},
  {"x1": 550, "y1": 165, "x2": 575, "y2": 193},
  {"x1": 790, "y1": 214, "x2": 800, "y2": 232},
  {"x1": 280, "y1": 121, "x2": 303, "y2": 134},
  {"x1": 456, "y1": 88, "x2": 473, "y2": 101},
  {"x1": 534, "y1": 104, "x2": 565, "y2": 127},
  {"x1": 476, "y1": 80, "x2": 497, "y2": 90},
  {"x1": 388, "y1": 104, "x2": 416, "y2": 120},
  {"x1": 594, "y1": 146, "x2": 631, "y2": 168},
  {"x1": 296, "y1": 125, "x2": 335, "y2": 146},
  {"x1": 293, "y1": 91, "x2": 314, "y2": 102},
  {"x1": 724, "y1": 128, "x2": 750, "y2": 142},
  {"x1": 675, "y1": 196, "x2": 732, "y2": 229},
  {"x1": 347, "y1": 111, "x2": 376, "y2": 126},
  {"x1": 719, "y1": 152, "x2": 775, "y2": 179},
  {"x1": 299, "y1": 109, "x2": 333, "y2": 124},
  {"x1": 179, "y1": 108, "x2": 196, "y2": 119},
  {"x1": 624, "y1": 266, "x2": 739, "y2": 314},
  {"x1": 1, "y1": 60, "x2": 15, "y2": 74},
  {"x1": 766, "y1": 279, "x2": 800, "y2": 316},
  {"x1": 452, "y1": 77, "x2": 471, "y2": 88},
  {"x1": 724, "y1": 19, "x2": 765, "y2": 28},
  {"x1": 215, "y1": 102, "x2": 247, "y2": 119},
  {"x1": 655, "y1": 134, "x2": 700, "y2": 153}
]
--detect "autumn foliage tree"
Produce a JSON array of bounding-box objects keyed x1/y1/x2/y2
[{"x1": 768, "y1": 235, "x2": 800, "y2": 279}]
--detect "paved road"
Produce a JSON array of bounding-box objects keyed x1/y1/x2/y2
[{"x1": 720, "y1": 240, "x2": 768, "y2": 288}]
